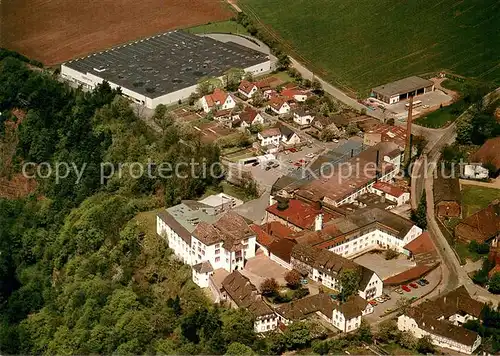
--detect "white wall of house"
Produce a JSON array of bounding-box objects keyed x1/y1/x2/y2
[
  {"x1": 370, "y1": 187, "x2": 410, "y2": 206},
  {"x1": 293, "y1": 113, "x2": 313, "y2": 126},
  {"x1": 282, "y1": 133, "x2": 301, "y2": 145},
  {"x1": 293, "y1": 94, "x2": 308, "y2": 102},
  {"x1": 157, "y1": 216, "x2": 193, "y2": 265},
  {"x1": 258, "y1": 133, "x2": 282, "y2": 146},
  {"x1": 254, "y1": 315, "x2": 278, "y2": 333},
  {"x1": 238, "y1": 85, "x2": 258, "y2": 99},
  {"x1": 332, "y1": 310, "x2": 362, "y2": 332},
  {"x1": 397, "y1": 314, "x2": 481, "y2": 354},
  {"x1": 270, "y1": 102, "x2": 291, "y2": 115},
  {"x1": 270, "y1": 253, "x2": 292, "y2": 270},
  {"x1": 358, "y1": 273, "x2": 383, "y2": 300},
  {"x1": 192, "y1": 269, "x2": 211, "y2": 288}
]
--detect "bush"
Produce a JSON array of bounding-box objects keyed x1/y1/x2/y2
[
  {"x1": 292, "y1": 288, "x2": 309, "y2": 300},
  {"x1": 260, "y1": 278, "x2": 279, "y2": 296},
  {"x1": 285, "y1": 270, "x2": 301, "y2": 289},
  {"x1": 468, "y1": 240, "x2": 490, "y2": 255},
  {"x1": 385, "y1": 249, "x2": 399, "y2": 260}
]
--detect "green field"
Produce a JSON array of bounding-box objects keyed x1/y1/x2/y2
[
  {"x1": 240, "y1": 0, "x2": 500, "y2": 95},
  {"x1": 414, "y1": 100, "x2": 464, "y2": 128},
  {"x1": 186, "y1": 20, "x2": 248, "y2": 35},
  {"x1": 461, "y1": 185, "x2": 500, "y2": 218}
]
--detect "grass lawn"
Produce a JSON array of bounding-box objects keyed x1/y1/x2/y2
[
  {"x1": 240, "y1": 0, "x2": 500, "y2": 95},
  {"x1": 414, "y1": 100, "x2": 466, "y2": 128},
  {"x1": 202, "y1": 181, "x2": 252, "y2": 202},
  {"x1": 185, "y1": 20, "x2": 248, "y2": 35},
  {"x1": 461, "y1": 186, "x2": 500, "y2": 218},
  {"x1": 454, "y1": 242, "x2": 487, "y2": 263},
  {"x1": 440, "y1": 79, "x2": 467, "y2": 95},
  {"x1": 383, "y1": 343, "x2": 417, "y2": 355}
]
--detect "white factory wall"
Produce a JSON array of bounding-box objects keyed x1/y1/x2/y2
[{"x1": 61, "y1": 59, "x2": 271, "y2": 109}]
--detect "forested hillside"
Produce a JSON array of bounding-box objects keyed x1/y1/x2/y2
[{"x1": 0, "y1": 56, "x2": 264, "y2": 354}]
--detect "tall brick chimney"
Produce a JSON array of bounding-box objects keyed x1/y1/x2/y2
[{"x1": 404, "y1": 96, "x2": 413, "y2": 165}]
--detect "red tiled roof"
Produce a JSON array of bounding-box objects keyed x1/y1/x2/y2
[
  {"x1": 250, "y1": 224, "x2": 276, "y2": 248},
  {"x1": 260, "y1": 127, "x2": 282, "y2": 138},
  {"x1": 204, "y1": 88, "x2": 231, "y2": 109},
  {"x1": 372, "y1": 181, "x2": 405, "y2": 198},
  {"x1": 404, "y1": 232, "x2": 435, "y2": 255},
  {"x1": 471, "y1": 137, "x2": 500, "y2": 170},
  {"x1": 281, "y1": 88, "x2": 307, "y2": 100},
  {"x1": 239, "y1": 108, "x2": 259, "y2": 124},
  {"x1": 269, "y1": 97, "x2": 288, "y2": 110},
  {"x1": 238, "y1": 80, "x2": 256, "y2": 94},
  {"x1": 269, "y1": 238, "x2": 296, "y2": 263},
  {"x1": 488, "y1": 264, "x2": 500, "y2": 278},
  {"x1": 384, "y1": 263, "x2": 439, "y2": 285},
  {"x1": 260, "y1": 221, "x2": 295, "y2": 239},
  {"x1": 455, "y1": 200, "x2": 500, "y2": 243},
  {"x1": 266, "y1": 199, "x2": 336, "y2": 230}
]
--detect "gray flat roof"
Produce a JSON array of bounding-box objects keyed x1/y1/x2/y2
[
  {"x1": 63, "y1": 31, "x2": 269, "y2": 98},
  {"x1": 372, "y1": 76, "x2": 433, "y2": 97}
]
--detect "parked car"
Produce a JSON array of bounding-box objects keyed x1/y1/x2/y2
[
  {"x1": 401, "y1": 285, "x2": 411, "y2": 292},
  {"x1": 420, "y1": 279, "x2": 429, "y2": 285},
  {"x1": 272, "y1": 163, "x2": 280, "y2": 168},
  {"x1": 369, "y1": 300, "x2": 377, "y2": 306},
  {"x1": 288, "y1": 160, "x2": 293, "y2": 164},
  {"x1": 416, "y1": 280, "x2": 426, "y2": 286},
  {"x1": 306, "y1": 153, "x2": 315, "y2": 158},
  {"x1": 265, "y1": 166, "x2": 271, "y2": 171},
  {"x1": 409, "y1": 283, "x2": 419, "y2": 289},
  {"x1": 375, "y1": 297, "x2": 385, "y2": 303},
  {"x1": 395, "y1": 288, "x2": 403, "y2": 294},
  {"x1": 289, "y1": 148, "x2": 297, "y2": 153},
  {"x1": 383, "y1": 293, "x2": 391, "y2": 300},
  {"x1": 252, "y1": 161, "x2": 259, "y2": 166},
  {"x1": 333, "y1": 139, "x2": 339, "y2": 143}
]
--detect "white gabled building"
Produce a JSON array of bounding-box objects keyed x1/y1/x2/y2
[
  {"x1": 200, "y1": 88, "x2": 237, "y2": 113},
  {"x1": 221, "y1": 271, "x2": 278, "y2": 333},
  {"x1": 398, "y1": 286, "x2": 484, "y2": 354},
  {"x1": 269, "y1": 97, "x2": 291, "y2": 115},
  {"x1": 258, "y1": 127, "x2": 282, "y2": 147},
  {"x1": 275, "y1": 293, "x2": 373, "y2": 333},
  {"x1": 292, "y1": 109, "x2": 314, "y2": 126},
  {"x1": 290, "y1": 244, "x2": 384, "y2": 300},
  {"x1": 238, "y1": 80, "x2": 259, "y2": 99}
]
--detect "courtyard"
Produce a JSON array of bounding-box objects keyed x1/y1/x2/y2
[{"x1": 354, "y1": 251, "x2": 416, "y2": 280}]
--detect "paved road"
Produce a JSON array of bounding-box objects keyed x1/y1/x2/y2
[{"x1": 419, "y1": 88, "x2": 500, "y2": 305}]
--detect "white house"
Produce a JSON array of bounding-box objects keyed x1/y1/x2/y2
[
  {"x1": 370, "y1": 181, "x2": 410, "y2": 206},
  {"x1": 234, "y1": 108, "x2": 264, "y2": 128},
  {"x1": 200, "y1": 88, "x2": 236, "y2": 113},
  {"x1": 221, "y1": 271, "x2": 278, "y2": 333},
  {"x1": 258, "y1": 127, "x2": 282, "y2": 146},
  {"x1": 199, "y1": 193, "x2": 244, "y2": 214},
  {"x1": 280, "y1": 125, "x2": 301, "y2": 145},
  {"x1": 293, "y1": 109, "x2": 314, "y2": 126},
  {"x1": 331, "y1": 295, "x2": 374, "y2": 332},
  {"x1": 238, "y1": 80, "x2": 259, "y2": 99},
  {"x1": 269, "y1": 98, "x2": 290, "y2": 115},
  {"x1": 281, "y1": 88, "x2": 308, "y2": 103},
  {"x1": 462, "y1": 164, "x2": 489, "y2": 180},
  {"x1": 397, "y1": 286, "x2": 483, "y2": 354}
]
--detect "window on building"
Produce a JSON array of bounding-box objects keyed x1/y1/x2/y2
[
  {"x1": 215, "y1": 249, "x2": 220, "y2": 255},
  {"x1": 215, "y1": 257, "x2": 220, "y2": 263}
]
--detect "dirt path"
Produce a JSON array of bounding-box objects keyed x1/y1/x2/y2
[
  {"x1": 460, "y1": 178, "x2": 500, "y2": 189},
  {"x1": 432, "y1": 77, "x2": 460, "y2": 101}
]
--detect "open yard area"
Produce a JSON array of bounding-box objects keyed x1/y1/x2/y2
[
  {"x1": 461, "y1": 185, "x2": 500, "y2": 218},
  {"x1": 353, "y1": 251, "x2": 416, "y2": 280},
  {"x1": 186, "y1": 20, "x2": 248, "y2": 35},
  {"x1": 2, "y1": 0, "x2": 233, "y2": 65},
  {"x1": 240, "y1": 0, "x2": 500, "y2": 95}
]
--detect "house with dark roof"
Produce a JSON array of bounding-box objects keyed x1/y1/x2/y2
[
  {"x1": 221, "y1": 271, "x2": 278, "y2": 333},
  {"x1": 280, "y1": 125, "x2": 301, "y2": 145},
  {"x1": 293, "y1": 108, "x2": 314, "y2": 126},
  {"x1": 455, "y1": 200, "x2": 500, "y2": 243},
  {"x1": 290, "y1": 244, "x2": 383, "y2": 300},
  {"x1": 232, "y1": 107, "x2": 264, "y2": 129},
  {"x1": 433, "y1": 176, "x2": 461, "y2": 218},
  {"x1": 471, "y1": 137, "x2": 500, "y2": 176},
  {"x1": 398, "y1": 286, "x2": 484, "y2": 354},
  {"x1": 268, "y1": 239, "x2": 297, "y2": 269}
]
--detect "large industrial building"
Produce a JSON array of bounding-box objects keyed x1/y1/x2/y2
[
  {"x1": 61, "y1": 31, "x2": 271, "y2": 109},
  {"x1": 371, "y1": 76, "x2": 434, "y2": 104}
]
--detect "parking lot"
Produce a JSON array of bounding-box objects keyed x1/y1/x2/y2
[
  {"x1": 246, "y1": 140, "x2": 346, "y2": 190},
  {"x1": 354, "y1": 251, "x2": 416, "y2": 280},
  {"x1": 365, "y1": 267, "x2": 441, "y2": 322}
]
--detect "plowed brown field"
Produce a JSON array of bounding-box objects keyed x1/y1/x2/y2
[{"x1": 1, "y1": 0, "x2": 232, "y2": 65}]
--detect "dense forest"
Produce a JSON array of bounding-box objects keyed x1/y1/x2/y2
[{"x1": 0, "y1": 56, "x2": 266, "y2": 354}]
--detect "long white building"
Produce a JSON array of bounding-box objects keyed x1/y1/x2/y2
[
  {"x1": 398, "y1": 286, "x2": 484, "y2": 354},
  {"x1": 61, "y1": 31, "x2": 271, "y2": 109}
]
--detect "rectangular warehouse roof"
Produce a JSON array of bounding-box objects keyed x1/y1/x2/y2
[
  {"x1": 372, "y1": 76, "x2": 433, "y2": 97},
  {"x1": 63, "y1": 31, "x2": 269, "y2": 98}
]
